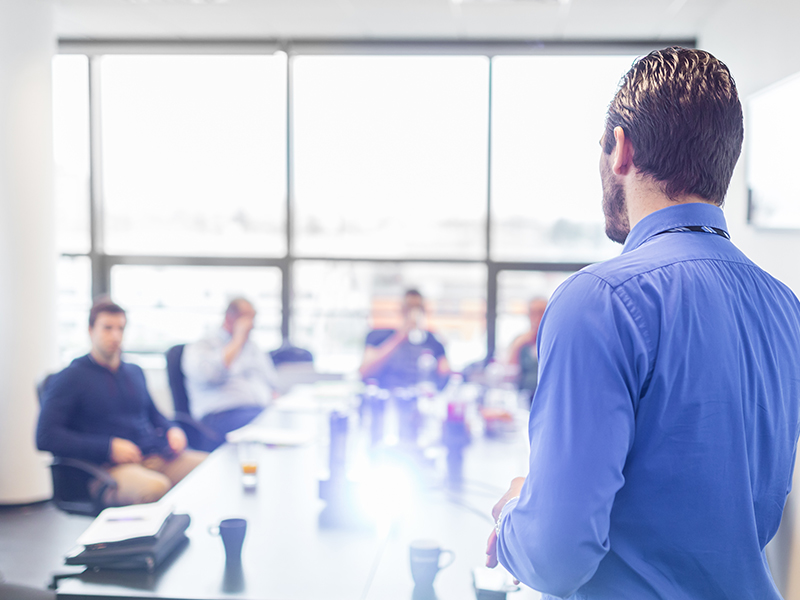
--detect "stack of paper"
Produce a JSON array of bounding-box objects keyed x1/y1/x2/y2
[
  {"x1": 77, "y1": 502, "x2": 174, "y2": 548},
  {"x1": 225, "y1": 425, "x2": 315, "y2": 447}
]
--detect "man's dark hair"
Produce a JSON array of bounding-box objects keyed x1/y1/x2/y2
[
  {"x1": 603, "y1": 46, "x2": 743, "y2": 206},
  {"x1": 404, "y1": 289, "x2": 423, "y2": 299},
  {"x1": 89, "y1": 299, "x2": 126, "y2": 328}
]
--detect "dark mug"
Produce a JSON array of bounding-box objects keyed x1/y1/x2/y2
[
  {"x1": 409, "y1": 539, "x2": 455, "y2": 588},
  {"x1": 209, "y1": 518, "x2": 247, "y2": 564}
]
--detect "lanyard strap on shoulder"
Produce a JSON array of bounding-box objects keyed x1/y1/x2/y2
[{"x1": 653, "y1": 225, "x2": 730, "y2": 240}]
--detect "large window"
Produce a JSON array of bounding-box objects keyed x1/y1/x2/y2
[
  {"x1": 293, "y1": 56, "x2": 489, "y2": 259},
  {"x1": 101, "y1": 55, "x2": 287, "y2": 257},
  {"x1": 491, "y1": 55, "x2": 637, "y2": 262},
  {"x1": 52, "y1": 44, "x2": 661, "y2": 370}
]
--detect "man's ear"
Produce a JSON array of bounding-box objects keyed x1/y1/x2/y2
[{"x1": 611, "y1": 126, "x2": 634, "y2": 176}]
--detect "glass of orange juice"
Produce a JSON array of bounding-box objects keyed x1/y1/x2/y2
[{"x1": 237, "y1": 441, "x2": 258, "y2": 491}]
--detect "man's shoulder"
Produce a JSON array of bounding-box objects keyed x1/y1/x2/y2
[
  {"x1": 119, "y1": 359, "x2": 145, "y2": 377},
  {"x1": 43, "y1": 355, "x2": 95, "y2": 398},
  {"x1": 366, "y1": 328, "x2": 395, "y2": 346},
  {"x1": 54, "y1": 354, "x2": 94, "y2": 379},
  {"x1": 579, "y1": 234, "x2": 756, "y2": 290}
]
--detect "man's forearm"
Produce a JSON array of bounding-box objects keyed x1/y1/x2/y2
[
  {"x1": 359, "y1": 332, "x2": 406, "y2": 378},
  {"x1": 222, "y1": 337, "x2": 247, "y2": 368}
]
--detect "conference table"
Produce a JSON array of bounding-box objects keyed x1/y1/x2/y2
[{"x1": 55, "y1": 381, "x2": 540, "y2": 600}]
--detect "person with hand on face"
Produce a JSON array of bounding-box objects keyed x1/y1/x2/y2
[
  {"x1": 486, "y1": 47, "x2": 800, "y2": 599},
  {"x1": 36, "y1": 299, "x2": 207, "y2": 506},
  {"x1": 359, "y1": 289, "x2": 450, "y2": 390},
  {"x1": 182, "y1": 297, "x2": 280, "y2": 438}
]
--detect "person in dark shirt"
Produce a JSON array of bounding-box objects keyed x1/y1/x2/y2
[
  {"x1": 37, "y1": 300, "x2": 206, "y2": 505},
  {"x1": 506, "y1": 297, "x2": 547, "y2": 402},
  {"x1": 359, "y1": 289, "x2": 450, "y2": 389}
]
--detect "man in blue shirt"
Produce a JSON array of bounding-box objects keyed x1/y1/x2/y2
[
  {"x1": 486, "y1": 47, "x2": 800, "y2": 598},
  {"x1": 37, "y1": 300, "x2": 206, "y2": 505}
]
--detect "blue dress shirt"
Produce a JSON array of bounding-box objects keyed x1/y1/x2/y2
[{"x1": 497, "y1": 203, "x2": 800, "y2": 599}]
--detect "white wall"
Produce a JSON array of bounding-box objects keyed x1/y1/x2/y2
[
  {"x1": 0, "y1": 0, "x2": 57, "y2": 504},
  {"x1": 701, "y1": 0, "x2": 800, "y2": 295}
]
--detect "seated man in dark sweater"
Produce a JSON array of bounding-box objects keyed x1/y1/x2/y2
[
  {"x1": 37, "y1": 300, "x2": 206, "y2": 506},
  {"x1": 359, "y1": 289, "x2": 450, "y2": 390}
]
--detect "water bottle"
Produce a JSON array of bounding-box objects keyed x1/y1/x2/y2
[
  {"x1": 441, "y1": 374, "x2": 470, "y2": 488},
  {"x1": 417, "y1": 349, "x2": 438, "y2": 398}
]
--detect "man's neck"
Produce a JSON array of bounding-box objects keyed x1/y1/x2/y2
[
  {"x1": 90, "y1": 349, "x2": 121, "y2": 372},
  {"x1": 626, "y1": 175, "x2": 715, "y2": 231}
]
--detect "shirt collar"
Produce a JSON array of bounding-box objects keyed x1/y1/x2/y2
[{"x1": 622, "y1": 202, "x2": 729, "y2": 254}]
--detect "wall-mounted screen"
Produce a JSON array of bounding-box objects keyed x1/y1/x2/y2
[{"x1": 747, "y1": 72, "x2": 800, "y2": 228}]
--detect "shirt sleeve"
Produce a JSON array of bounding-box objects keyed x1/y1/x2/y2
[
  {"x1": 182, "y1": 338, "x2": 229, "y2": 385},
  {"x1": 365, "y1": 329, "x2": 393, "y2": 348},
  {"x1": 496, "y1": 272, "x2": 648, "y2": 597},
  {"x1": 36, "y1": 371, "x2": 112, "y2": 463},
  {"x1": 428, "y1": 333, "x2": 446, "y2": 359}
]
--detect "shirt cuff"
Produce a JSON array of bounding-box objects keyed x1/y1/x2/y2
[{"x1": 496, "y1": 496, "x2": 520, "y2": 535}]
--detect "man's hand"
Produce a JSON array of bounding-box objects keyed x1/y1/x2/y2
[
  {"x1": 110, "y1": 437, "x2": 143, "y2": 464},
  {"x1": 486, "y1": 477, "x2": 526, "y2": 569},
  {"x1": 166, "y1": 427, "x2": 187, "y2": 454},
  {"x1": 231, "y1": 314, "x2": 255, "y2": 343},
  {"x1": 492, "y1": 476, "x2": 526, "y2": 521},
  {"x1": 224, "y1": 314, "x2": 255, "y2": 367}
]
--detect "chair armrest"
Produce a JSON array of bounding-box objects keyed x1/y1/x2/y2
[
  {"x1": 51, "y1": 457, "x2": 117, "y2": 490},
  {"x1": 51, "y1": 457, "x2": 117, "y2": 515},
  {"x1": 173, "y1": 412, "x2": 224, "y2": 450}
]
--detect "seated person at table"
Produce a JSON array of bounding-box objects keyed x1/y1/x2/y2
[
  {"x1": 182, "y1": 297, "x2": 280, "y2": 438},
  {"x1": 506, "y1": 297, "x2": 547, "y2": 400},
  {"x1": 36, "y1": 299, "x2": 207, "y2": 506},
  {"x1": 359, "y1": 289, "x2": 450, "y2": 390}
]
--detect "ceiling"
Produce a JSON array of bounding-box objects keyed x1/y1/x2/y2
[{"x1": 54, "y1": 0, "x2": 725, "y2": 42}]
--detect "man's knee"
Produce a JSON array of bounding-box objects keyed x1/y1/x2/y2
[
  {"x1": 163, "y1": 450, "x2": 207, "y2": 485},
  {"x1": 133, "y1": 474, "x2": 172, "y2": 504}
]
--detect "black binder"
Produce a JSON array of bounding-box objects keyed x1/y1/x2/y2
[{"x1": 65, "y1": 513, "x2": 190, "y2": 573}]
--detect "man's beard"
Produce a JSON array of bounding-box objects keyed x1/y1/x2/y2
[{"x1": 601, "y1": 160, "x2": 630, "y2": 245}]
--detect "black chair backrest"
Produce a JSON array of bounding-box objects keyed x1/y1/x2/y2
[
  {"x1": 35, "y1": 373, "x2": 115, "y2": 516},
  {"x1": 165, "y1": 344, "x2": 190, "y2": 415},
  {"x1": 36, "y1": 373, "x2": 53, "y2": 407},
  {"x1": 269, "y1": 343, "x2": 313, "y2": 367}
]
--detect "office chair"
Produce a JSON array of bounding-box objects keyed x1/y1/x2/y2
[
  {"x1": 164, "y1": 344, "x2": 224, "y2": 452},
  {"x1": 36, "y1": 375, "x2": 117, "y2": 517},
  {"x1": 269, "y1": 341, "x2": 314, "y2": 367}
]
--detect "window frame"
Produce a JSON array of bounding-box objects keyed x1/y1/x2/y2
[{"x1": 56, "y1": 38, "x2": 693, "y2": 361}]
